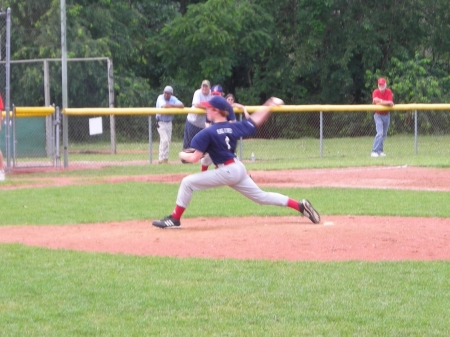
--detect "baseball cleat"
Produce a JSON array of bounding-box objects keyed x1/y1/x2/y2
[
  {"x1": 300, "y1": 199, "x2": 321, "y2": 224},
  {"x1": 152, "y1": 215, "x2": 181, "y2": 228}
]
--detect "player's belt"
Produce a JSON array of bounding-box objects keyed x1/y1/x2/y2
[{"x1": 215, "y1": 158, "x2": 236, "y2": 168}]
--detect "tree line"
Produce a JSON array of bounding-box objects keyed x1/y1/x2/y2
[{"x1": 5, "y1": 0, "x2": 450, "y2": 137}]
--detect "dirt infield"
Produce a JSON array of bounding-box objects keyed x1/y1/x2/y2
[{"x1": 1, "y1": 166, "x2": 450, "y2": 261}]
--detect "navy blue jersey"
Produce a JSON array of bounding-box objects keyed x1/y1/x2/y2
[
  {"x1": 227, "y1": 105, "x2": 236, "y2": 121},
  {"x1": 191, "y1": 119, "x2": 257, "y2": 164}
]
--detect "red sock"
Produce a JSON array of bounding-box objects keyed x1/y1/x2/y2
[
  {"x1": 287, "y1": 198, "x2": 300, "y2": 211},
  {"x1": 171, "y1": 205, "x2": 185, "y2": 220},
  {"x1": 201, "y1": 165, "x2": 208, "y2": 171}
]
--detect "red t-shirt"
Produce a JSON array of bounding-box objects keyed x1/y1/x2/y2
[{"x1": 372, "y1": 88, "x2": 393, "y2": 115}]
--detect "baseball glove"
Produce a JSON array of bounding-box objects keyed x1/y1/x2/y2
[{"x1": 182, "y1": 148, "x2": 196, "y2": 153}]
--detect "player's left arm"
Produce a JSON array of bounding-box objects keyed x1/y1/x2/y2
[{"x1": 179, "y1": 148, "x2": 204, "y2": 163}]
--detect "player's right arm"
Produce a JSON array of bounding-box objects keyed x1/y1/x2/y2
[{"x1": 250, "y1": 97, "x2": 283, "y2": 127}]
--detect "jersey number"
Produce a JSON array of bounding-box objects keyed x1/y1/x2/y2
[{"x1": 225, "y1": 136, "x2": 231, "y2": 150}]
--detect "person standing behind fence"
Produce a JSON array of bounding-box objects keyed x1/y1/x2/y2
[
  {"x1": 155, "y1": 86, "x2": 184, "y2": 164},
  {"x1": 182, "y1": 80, "x2": 211, "y2": 155},
  {"x1": 0, "y1": 93, "x2": 5, "y2": 181},
  {"x1": 226, "y1": 93, "x2": 250, "y2": 120},
  {"x1": 371, "y1": 78, "x2": 394, "y2": 158}
]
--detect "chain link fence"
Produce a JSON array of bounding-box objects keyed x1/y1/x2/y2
[
  {"x1": 0, "y1": 8, "x2": 9, "y2": 172},
  {"x1": 6, "y1": 58, "x2": 110, "y2": 168},
  {"x1": 61, "y1": 106, "x2": 450, "y2": 169},
  {"x1": 4, "y1": 2, "x2": 449, "y2": 170}
]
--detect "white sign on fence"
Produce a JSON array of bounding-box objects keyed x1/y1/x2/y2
[{"x1": 89, "y1": 117, "x2": 103, "y2": 135}]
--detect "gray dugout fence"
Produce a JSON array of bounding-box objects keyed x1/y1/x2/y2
[
  {"x1": 62, "y1": 103, "x2": 450, "y2": 168},
  {"x1": 1, "y1": 57, "x2": 113, "y2": 169},
  {"x1": 1, "y1": 106, "x2": 59, "y2": 168}
]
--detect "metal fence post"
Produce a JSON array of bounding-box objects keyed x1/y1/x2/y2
[
  {"x1": 44, "y1": 60, "x2": 53, "y2": 158},
  {"x1": 108, "y1": 58, "x2": 116, "y2": 154},
  {"x1": 12, "y1": 104, "x2": 16, "y2": 167},
  {"x1": 54, "y1": 106, "x2": 61, "y2": 168},
  {"x1": 4, "y1": 8, "x2": 11, "y2": 171},
  {"x1": 414, "y1": 110, "x2": 418, "y2": 155},
  {"x1": 61, "y1": 0, "x2": 69, "y2": 168},
  {"x1": 148, "y1": 116, "x2": 153, "y2": 164},
  {"x1": 320, "y1": 111, "x2": 323, "y2": 158}
]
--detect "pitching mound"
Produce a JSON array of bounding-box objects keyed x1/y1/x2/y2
[{"x1": 1, "y1": 166, "x2": 449, "y2": 261}]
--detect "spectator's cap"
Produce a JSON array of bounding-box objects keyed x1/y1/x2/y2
[
  {"x1": 378, "y1": 78, "x2": 386, "y2": 85},
  {"x1": 201, "y1": 80, "x2": 211, "y2": 87},
  {"x1": 211, "y1": 84, "x2": 223, "y2": 95},
  {"x1": 200, "y1": 96, "x2": 231, "y2": 111},
  {"x1": 164, "y1": 86, "x2": 173, "y2": 94}
]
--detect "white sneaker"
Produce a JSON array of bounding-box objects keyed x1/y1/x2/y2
[
  {"x1": 379, "y1": 152, "x2": 386, "y2": 157},
  {"x1": 0, "y1": 170, "x2": 5, "y2": 181},
  {"x1": 371, "y1": 152, "x2": 379, "y2": 158}
]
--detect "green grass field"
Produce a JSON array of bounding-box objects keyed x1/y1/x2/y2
[
  {"x1": 1, "y1": 151, "x2": 450, "y2": 336},
  {"x1": 56, "y1": 134, "x2": 450, "y2": 169}
]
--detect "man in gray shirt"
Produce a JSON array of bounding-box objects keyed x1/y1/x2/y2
[
  {"x1": 182, "y1": 80, "x2": 211, "y2": 152},
  {"x1": 155, "y1": 85, "x2": 184, "y2": 164}
]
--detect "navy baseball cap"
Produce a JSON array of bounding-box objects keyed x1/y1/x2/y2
[
  {"x1": 200, "y1": 96, "x2": 231, "y2": 111},
  {"x1": 211, "y1": 84, "x2": 223, "y2": 96}
]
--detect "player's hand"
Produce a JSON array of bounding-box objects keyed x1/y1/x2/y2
[{"x1": 179, "y1": 148, "x2": 204, "y2": 163}]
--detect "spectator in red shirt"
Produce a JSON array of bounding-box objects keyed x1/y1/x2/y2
[{"x1": 371, "y1": 78, "x2": 394, "y2": 157}]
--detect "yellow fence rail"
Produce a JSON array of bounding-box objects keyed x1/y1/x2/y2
[
  {"x1": 62, "y1": 103, "x2": 450, "y2": 116},
  {"x1": 5, "y1": 104, "x2": 450, "y2": 118},
  {"x1": 2, "y1": 106, "x2": 56, "y2": 118}
]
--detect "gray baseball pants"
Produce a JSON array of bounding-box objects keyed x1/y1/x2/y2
[{"x1": 176, "y1": 159, "x2": 289, "y2": 208}]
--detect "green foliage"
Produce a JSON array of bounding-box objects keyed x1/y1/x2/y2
[
  {"x1": 158, "y1": 0, "x2": 273, "y2": 89},
  {"x1": 366, "y1": 55, "x2": 450, "y2": 104},
  {"x1": 8, "y1": 0, "x2": 450, "y2": 117}
]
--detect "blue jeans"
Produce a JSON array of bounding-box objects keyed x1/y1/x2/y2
[
  {"x1": 372, "y1": 113, "x2": 390, "y2": 153},
  {"x1": 182, "y1": 121, "x2": 204, "y2": 149}
]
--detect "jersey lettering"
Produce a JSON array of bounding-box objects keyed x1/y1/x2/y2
[
  {"x1": 216, "y1": 128, "x2": 233, "y2": 135},
  {"x1": 225, "y1": 136, "x2": 231, "y2": 149}
]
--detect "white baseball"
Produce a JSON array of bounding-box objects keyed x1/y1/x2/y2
[{"x1": 271, "y1": 97, "x2": 284, "y2": 105}]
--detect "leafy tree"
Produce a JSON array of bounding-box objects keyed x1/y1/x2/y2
[
  {"x1": 157, "y1": 0, "x2": 273, "y2": 97},
  {"x1": 5, "y1": 0, "x2": 450, "y2": 138}
]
